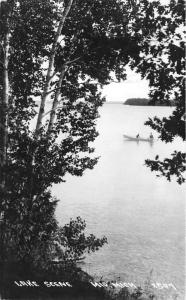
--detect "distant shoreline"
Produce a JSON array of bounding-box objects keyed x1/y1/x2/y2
[
  {"x1": 123, "y1": 98, "x2": 175, "y2": 106},
  {"x1": 105, "y1": 102, "x2": 175, "y2": 106}
]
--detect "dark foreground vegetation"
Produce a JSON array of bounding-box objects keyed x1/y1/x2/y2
[
  {"x1": 0, "y1": 262, "x2": 158, "y2": 300},
  {"x1": 0, "y1": 263, "x2": 179, "y2": 300}
]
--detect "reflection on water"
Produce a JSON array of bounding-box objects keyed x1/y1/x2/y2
[{"x1": 53, "y1": 104, "x2": 185, "y2": 297}]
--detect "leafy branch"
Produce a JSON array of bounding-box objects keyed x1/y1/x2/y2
[{"x1": 145, "y1": 151, "x2": 186, "y2": 185}]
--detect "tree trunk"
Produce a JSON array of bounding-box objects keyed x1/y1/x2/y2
[
  {"x1": 0, "y1": 29, "x2": 10, "y2": 266},
  {"x1": 35, "y1": 0, "x2": 74, "y2": 136},
  {"x1": 0, "y1": 31, "x2": 10, "y2": 185},
  {"x1": 47, "y1": 65, "x2": 66, "y2": 132}
]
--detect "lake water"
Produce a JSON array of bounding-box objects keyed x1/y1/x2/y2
[{"x1": 53, "y1": 104, "x2": 185, "y2": 298}]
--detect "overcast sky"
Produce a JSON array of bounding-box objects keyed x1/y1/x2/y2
[{"x1": 102, "y1": 67, "x2": 149, "y2": 102}]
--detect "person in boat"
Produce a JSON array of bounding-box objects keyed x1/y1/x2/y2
[
  {"x1": 136, "y1": 134, "x2": 140, "y2": 139},
  {"x1": 149, "y1": 133, "x2": 154, "y2": 140}
]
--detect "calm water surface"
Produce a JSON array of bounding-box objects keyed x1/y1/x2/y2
[{"x1": 53, "y1": 104, "x2": 185, "y2": 297}]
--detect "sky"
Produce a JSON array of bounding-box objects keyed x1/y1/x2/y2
[{"x1": 102, "y1": 68, "x2": 149, "y2": 102}]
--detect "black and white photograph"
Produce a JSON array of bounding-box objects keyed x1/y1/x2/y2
[{"x1": 0, "y1": 0, "x2": 185, "y2": 299}]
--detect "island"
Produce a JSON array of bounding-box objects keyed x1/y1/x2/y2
[
  {"x1": 124, "y1": 98, "x2": 150, "y2": 106},
  {"x1": 124, "y1": 98, "x2": 175, "y2": 106}
]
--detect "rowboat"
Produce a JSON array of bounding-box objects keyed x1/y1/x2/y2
[{"x1": 123, "y1": 134, "x2": 154, "y2": 142}]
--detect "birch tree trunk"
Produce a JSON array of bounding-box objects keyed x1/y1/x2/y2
[
  {"x1": 0, "y1": 25, "x2": 10, "y2": 265},
  {"x1": 47, "y1": 65, "x2": 66, "y2": 132},
  {"x1": 0, "y1": 31, "x2": 10, "y2": 186},
  {"x1": 35, "y1": 0, "x2": 74, "y2": 136}
]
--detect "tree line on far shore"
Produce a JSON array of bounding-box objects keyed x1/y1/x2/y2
[{"x1": 124, "y1": 98, "x2": 176, "y2": 106}]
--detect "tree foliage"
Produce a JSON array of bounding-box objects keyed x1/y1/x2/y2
[
  {"x1": 129, "y1": 0, "x2": 185, "y2": 184},
  {"x1": 52, "y1": 217, "x2": 107, "y2": 265},
  {"x1": 0, "y1": 0, "x2": 139, "y2": 266}
]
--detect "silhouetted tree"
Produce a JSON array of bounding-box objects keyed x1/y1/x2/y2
[
  {"x1": 0, "y1": 0, "x2": 139, "y2": 266},
  {"x1": 130, "y1": 0, "x2": 185, "y2": 184}
]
